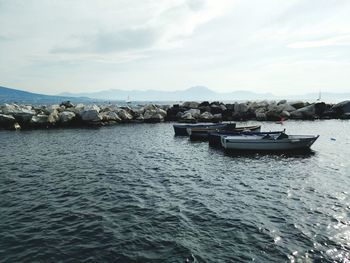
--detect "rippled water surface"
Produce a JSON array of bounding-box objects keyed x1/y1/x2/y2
[{"x1": 1, "y1": 120, "x2": 350, "y2": 262}]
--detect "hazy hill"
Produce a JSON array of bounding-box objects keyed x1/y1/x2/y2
[
  {"x1": 60, "y1": 86, "x2": 275, "y2": 101},
  {"x1": 0, "y1": 86, "x2": 96, "y2": 104}
]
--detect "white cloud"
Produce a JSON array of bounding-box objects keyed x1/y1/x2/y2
[
  {"x1": 288, "y1": 35, "x2": 350, "y2": 48},
  {"x1": 0, "y1": 0, "x2": 350, "y2": 95}
]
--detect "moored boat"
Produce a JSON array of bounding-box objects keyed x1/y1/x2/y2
[
  {"x1": 208, "y1": 130, "x2": 285, "y2": 148},
  {"x1": 173, "y1": 123, "x2": 231, "y2": 136},
  {"x1": 221, "y1": 132, "x2": 319, "y2": 152},
  {"x1": 188, "y1": 125, "x2": 261, "y2": 141}
]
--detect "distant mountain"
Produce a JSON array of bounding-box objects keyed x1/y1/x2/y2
[
  {"x1": 60, "y1": 86, "x2": 276, "y2": 101},
  {"x1": 0, "y1": 86, "x2": 97, "y2": 104}
]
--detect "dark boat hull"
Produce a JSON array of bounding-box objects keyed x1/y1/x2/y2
[
  {"x1": 189, "y1": 125, "x2": 261, "y2": 141},
  {"x1": 208, "y1": 130, "x2": 284, "y2": 148},
  {"x1": 173, "y1": 123, "x2": 229, "y2": 136}
]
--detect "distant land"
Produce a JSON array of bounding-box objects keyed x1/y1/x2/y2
[
  {"x1": 1, "y1": 85, "x2": 349, "y2": 104},
  {"x1": 61, "y1": 86, "x2": 350, "y2": 102},
  {"x1": 0, "y1": 86, "x2": 98, "y2": 104}
]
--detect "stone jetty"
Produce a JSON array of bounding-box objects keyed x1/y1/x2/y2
[{"x1": 0, "y1": 100, "x2": 349, "y2": 130}]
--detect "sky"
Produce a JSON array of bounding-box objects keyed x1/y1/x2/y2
[{"x1": 0, "y1": 0, "x2": 350, "y2": 95}]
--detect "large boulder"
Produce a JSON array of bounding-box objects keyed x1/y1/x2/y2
[
  {"x1": 48, "y1": 110, "x2": 60, "y2": 124},
  {"x1": 42, "y1": 104, "x2": 60, "y2": 115},
  {"x1": 30, "y1": 114, "x2": 49, "y2": 127},
  {"x1": 331, "y1": 101, "x2": 350, "y2": 118},
  {"x1": 80, "y1": 108, "x2": 102, "y2": 123},
  {"x1": 59, "y1": 111, "x2": 76, "y2": 124},
  {"x1": 290, "y1": 101, "x2": 306, "y2": 109},
  {"x1": 290, "y1": 104, "x2": 315, "y2": 119},
  {"x1": 116, "y1": 109, "x2": 133, "y2": 121},
  {"x1": 199, "y1": 111, "x2": 214, "y2": 122},
  {"x1": 234, "y1": 103, "x2": 249, "y2": 113},
  {"x1": 143, "y1": 108, "x2": 166, "y2": 123},
  {"x1": 182, "y1": 101, "x2": 200, "y2": 109},
  {"x1": 199, "y1": 101, "x2": 210, "y2": 107},
  {"x1": 143, "y1": 104, "x2": 158, "y2": 112},
  {"x1": 1, "y1": 104, "x2": 36, "y2": 124},
  {"x1": 256, "y1": 112, "x2": 267, "y2": 121},
  {"x1": 101, "y1": 111, "x2": 121, "y2": 122},
  {"x1": 210, "y1": 104, "x2": 223, "y2": 114},
  {"x1": 0, "y1": 114, "x2": 19, "y2": 129},
  {"x1": 277, "y1": 103, "x2": 296, "y2": 112},
  {"x1": 213, "y1": 113, "x2": 222, "y2": 122},
  {"x1": 184, "y1": 109, "x2": 200, "y2": 119},
  {"x1": 180, "y1": 112, "x2": 197, "y2": 123}
]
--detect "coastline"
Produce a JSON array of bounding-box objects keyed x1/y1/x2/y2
[{"x1": 0, "y1": 100, "x2": 349, "y2": 130}]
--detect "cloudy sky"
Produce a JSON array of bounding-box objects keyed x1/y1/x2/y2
[{"x1": 0, "y1": 0, "x2": 350, "y2": 95}]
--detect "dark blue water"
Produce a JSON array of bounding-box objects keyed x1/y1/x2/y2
[{"x1": 1, "y1": 120, "x2": 349, "y2": 262}]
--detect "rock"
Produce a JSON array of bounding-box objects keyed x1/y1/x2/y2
[
  {"x1": 199, "y1": 106, "x2": 211, "y2": 113},
  {"x1": 156, "y1": 108, "x2": 167, "y2": 118},
  {"x1": 331, "y1": 100, "x2": 350, "y2": 117},
  {"x1": 277, "y1": 103, "x2": 296, "y2": 112},
  {"x1": 280, "y1": 111, "x2": 291, "y2": 118},
  {"x1": 135, "y1": 115, "x2": 144, "y2": 122},
  {"x1": 180, "y1": 112, "x2": 196, "y2": 122},
  {"x1": 80, "y1": 107, "x2": 102, "y2": 123},
  {"x1": 144, "y1": 104, "x2": 158, "y2": 112},
  {"x1": 234, "y1": 103, "x2": 248, "y2": 113},
  {"x1": 290, "y1": 101, "x2": 306, "y2": 109},
  {"x1": 226, "y1": 104, "x2": 234, "y2": 111},
  {"x1": 0, "y1": 114, "x2": 18, "y2": 129},
  {"x1": 277, "y1": 100, "x2": 287, "y2": 105},
  {"x1": 48, "y1": 110, "x2": 59, "y2": 124},
  {"x1": 213, "y1": 113, "x2": 222, "y2": 122},
  {"x1": 266, "y1": 110, "x2": 281, "y2": 121},
  {"x1": 220, "y1": 104, "x2": 227, "y2": 112},
  {"x1": 267, "y1": 102, "x2": 278, "y2": 111},
  {"x1": 199, "y1": 101, "x2": 210, "y2": 107},
  {"x1": 199, "y1": 111, "x2": 214, "y2": 122},
  {"x1": 184, "y1": 109, "x2": 200, "y2": 119},
  {"x1": 290, "y1": 110, "x2": 303, "y2": 119},
  {"x1": 210, "y1": 105, "x2": 222, "y2": 114},
  {"x1": 290, "y1": 104, "x2": 315, "y2": 119},
  {"x1": 182, "y1": 101, "x2": 199, "y2": 109},
  {"x1": 116, "y1": 109, "x2": 133, "y2": 121},
  {"x1": 30, "y1": 114, "x2": 49, "y2": 127},
  {"x1": 314, "y1": 102, "x2": 327, "y2": 116},
  {"x1": 0, "y1": 104, "x2": 36, "y2": 126},
  {"x1": 101, "y1": 111, "x2": 121, "y2": 122},
  {"x1": 256, "y1": 112, "x2": 267, "y2": 121},
  {"x1": 144, "y1": 109, "x2": 165, "y2": 123},
  {"x1": 60, "y1": 101, "x2": 74, "y2": 108},
  {"x1": 59, "y1": 111, "x2": 76, "y2": 123}
]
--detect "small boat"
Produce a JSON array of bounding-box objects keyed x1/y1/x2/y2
[
  {"x1": 221, "y1": 132, "x2": 319, "y2": 152},
  {"x1": 188, "y1": 125, "x2": 261, "y2": 141},
  {"x1": 208, "y1": 130, "x2": 285, "y2": 148},
  {"x1": 173, "y1": 123, "x2": 230, "y2": 136}
]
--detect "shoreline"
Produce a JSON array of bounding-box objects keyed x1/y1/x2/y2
[{"x1": 0, "y1": 100, "x2": 349, "y2": 130}]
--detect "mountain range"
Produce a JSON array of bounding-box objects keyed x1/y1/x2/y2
[
  {"x1": 59, "y1": 86, "x2": 275, "y2": 101},
  {"x1": 0, "y1": 86, "x2": 97, "y2": 104},
  {"x1": 1, "y1": 85, "x2": 349, "y2": 104},
  {"x1": 60, "y1": 86, "x2": 349, "y2": 102}
]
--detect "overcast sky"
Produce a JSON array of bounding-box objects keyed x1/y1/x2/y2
[{"x1": 0, "y1": 0, "x2": 350, "y2": 95}]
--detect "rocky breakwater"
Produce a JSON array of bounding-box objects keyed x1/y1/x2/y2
[
  {"x1": 166, "y1": 100, "x2": 350, "y2": 122},
  {"x1": 0, "y1": 100, "x2": 349, "y2": 130},
  {"x1": 0, "y1": 101, "x2": 169, "y2": 130}
]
